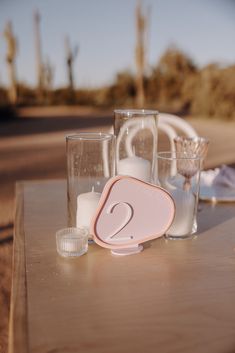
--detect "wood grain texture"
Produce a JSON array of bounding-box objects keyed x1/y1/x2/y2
[
  {"x1": 10, "y1": 180, "x2": 235, "y2": 353},
  {"x1": 8, "y1": 183, "x2": 28, "y2": 353}
]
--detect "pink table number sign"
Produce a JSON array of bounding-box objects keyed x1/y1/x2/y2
[{"x1": 90, "y1": 176, "x2": 175, "y2": 256}]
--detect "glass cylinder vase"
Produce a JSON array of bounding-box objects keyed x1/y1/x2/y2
[
  {"x1": 66, "y1": 133, "x2": 115, "y2": 240},
  {"x1": 156, "y1": 151, "x2": 201, "y2": 239},
  {"x1": 114, "y1": 109, "x2": 158, "y2": 183}
]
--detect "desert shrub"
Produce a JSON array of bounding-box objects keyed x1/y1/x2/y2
[
  {"x1": 2, "y1": 46, "x2": 235, "y2": 120},
  {"x1": 0, "y1": 87, "x2": 8, "y2": 106},
  {"x1": 17, "y1": 82, "x2": 37, "y2": 105},
  {"x1": 147, "y1": 47, "x2": 197, "y2": 112},
  {"x1": 191, "y1": 64, "x2": 235, "y2": 120},
  {"x1": 103, "y1": 70, "x2": 136, "y2": 107}
]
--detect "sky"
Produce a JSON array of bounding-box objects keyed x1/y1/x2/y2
[{"x1": 0, "y1": 0, "x2": 235, "y2": 89}]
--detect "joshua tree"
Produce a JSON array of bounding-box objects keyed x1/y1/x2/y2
[
  {"x1": 43, "y1": 57, "x2": 54, "y2": 103},
  {"x1": 65, "y1": 35, "x2": 79, "y2": 95},
  {"x1": 33, "y1": 10, "x2": 44, "y2": 99},
  {"x1": 43, "y1": 57, "x2": 54, "y2": 92},
  {"x1": 4, "y1": 21, "x2": 18, "y2": 104},
  {"x1": 135, "y1": 0, "x2": 149, "y2": 108}
]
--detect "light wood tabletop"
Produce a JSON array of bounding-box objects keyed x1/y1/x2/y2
[{"x1": 9, "y1": 180, "x2": 235, "y2": 353}]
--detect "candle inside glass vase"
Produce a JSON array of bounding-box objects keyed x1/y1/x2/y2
[
  {"x1": 156, "y1": 152, "x2": 201, "y2": 239},
  {"x1": 166, "y1": 188, "x2": 195, "y2": 236},
  {"x1": 114, "y1": 109, "x2": 158, "y2": 183},
  {"x1": 66, "y1": 133, "x2": 115, "y2": 232},
  {"x1": 117, "y1": 156, "x2": 151, "y2": 182},
  {"x1": 76, "y1": 187, "x2": 101, "y2": 238}
]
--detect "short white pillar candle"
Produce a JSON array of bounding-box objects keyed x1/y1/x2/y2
[
  {"x1": 117, "y1": 156, "x2": 151, "y2": 182},
  {"x1": 76, "y1": 187, "x2": 101, "y2": 231}
]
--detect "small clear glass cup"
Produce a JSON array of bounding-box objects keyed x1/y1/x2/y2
[
  {"x1": 56, "y1": 227, "x2": 88, "y2": 257},
  {"x1": 66, "y1": 133, "x2": 115, "y2": 240},
  {"x1": 156, "y1": 151, "x2": 201, "y2": 239},
  {"x1": 114, "y1": 109, "x2": 158, "y2": 183}
]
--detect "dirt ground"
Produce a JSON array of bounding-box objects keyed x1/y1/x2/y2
[{"x1": 0, "y1": 109, "x2": 235, "y2": 353}]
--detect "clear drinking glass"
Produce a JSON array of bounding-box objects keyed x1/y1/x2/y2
[
  {"x1": 114, "y1": 109, "x2": 158, "y2": 183},
  {"x1": 66, "y1": 133, "x2": 115, "y2": 240},
  {"x1": 156, "y1": 151, "x2": 201, "y2": 239},
  {"x1": 174, "y1": 136, "x2": 209, "y2": 232}
]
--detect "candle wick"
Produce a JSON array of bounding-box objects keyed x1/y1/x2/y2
[{"x1": 91, "y1": 186, "x2": 95, "y2": 192}]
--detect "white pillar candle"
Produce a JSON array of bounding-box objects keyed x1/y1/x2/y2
[
  {"x1": 117, "y1": 156, "x2": 151, "y2": 182},
  {"x1": 76, "y1": 187, "x2": 101, "y2": 231},
  {"x1": 166, "y1": 188, "x2": 195, "y2": 237}
]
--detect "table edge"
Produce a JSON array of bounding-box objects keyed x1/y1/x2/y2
[{"x1": 8, "y1": 182, "x2": 29, "y2": 353}]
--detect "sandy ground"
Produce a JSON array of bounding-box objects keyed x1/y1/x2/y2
[{"x1": 0, "y1": 110, "x2": 235, "y2": 352}]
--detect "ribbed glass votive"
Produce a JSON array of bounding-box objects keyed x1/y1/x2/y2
[{"x1": 56, "y1": 227, "x2": 88, "y2": 257}]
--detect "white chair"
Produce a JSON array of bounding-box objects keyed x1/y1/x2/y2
[
  {"x1": 158, "y1": 113, "x2": 198, "y2": 154},
  {"x1": 104, "y1": 113, "x2": 198, "y2": 177},
  {"x1": 157, "y1": 113, "x2": 198, "y2": 176},
  {"x1": 109, "y1": 112, "x2": 198, "y2": 151}
]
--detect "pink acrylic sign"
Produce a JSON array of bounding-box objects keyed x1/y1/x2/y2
[{"x1": 90, "y1": 176, "x2": 175, "y2": 251}]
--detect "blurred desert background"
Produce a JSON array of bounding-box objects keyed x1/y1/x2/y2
[{"x1": 1, "y1": 0, "x2": 235, "y2": 352}]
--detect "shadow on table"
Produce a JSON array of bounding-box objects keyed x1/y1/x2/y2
[
  {"x1": 197, "y1": 202, "x2": 235, "y2": 234},
  {"x1": 0, "y1": 114, "x2": 113, "y2": 137}
]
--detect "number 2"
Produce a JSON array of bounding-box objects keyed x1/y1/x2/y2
[{"x1": 105, "y1": 202, "x2": 133, "y2": 242}]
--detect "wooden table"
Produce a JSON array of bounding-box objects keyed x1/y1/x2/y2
[{"x1": 9, "y1": 180, "x2": 235, "y2": 353}]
